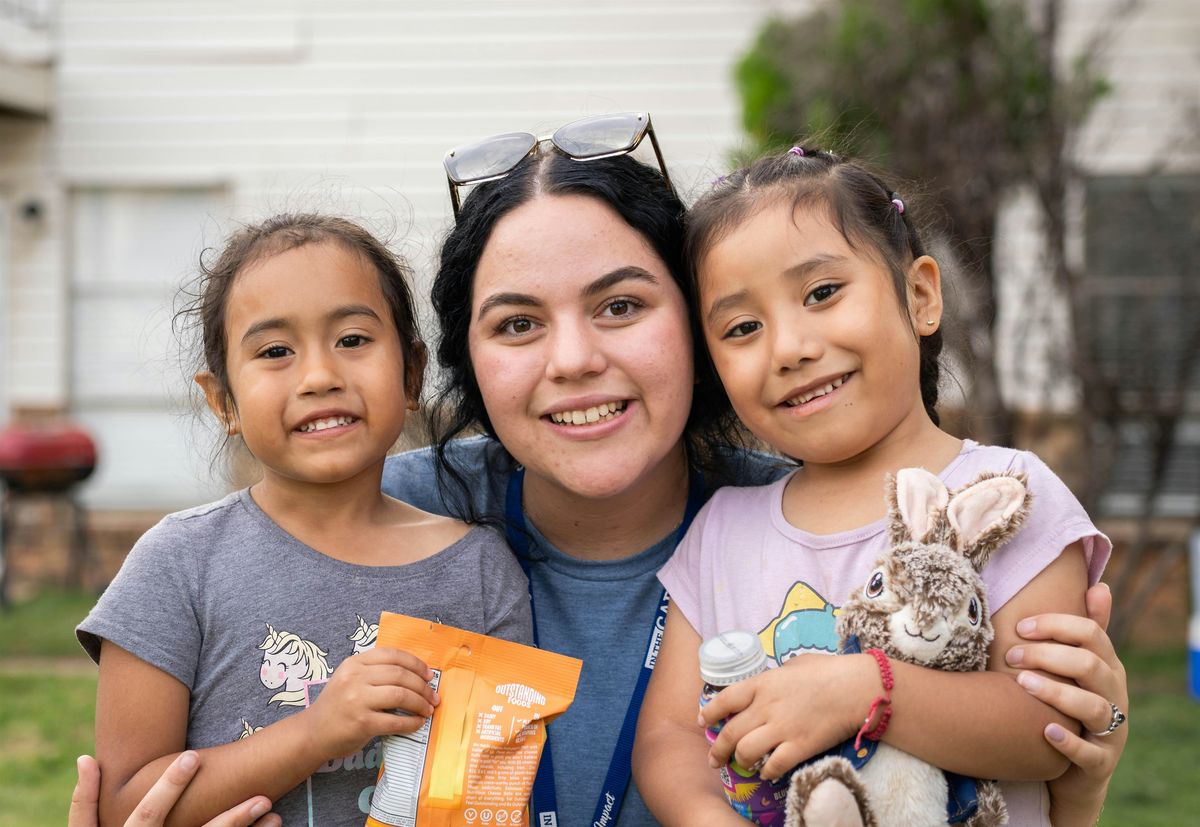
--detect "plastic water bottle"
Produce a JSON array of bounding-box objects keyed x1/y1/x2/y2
[{"x1": 699, "y1": 630, "x2": 790, "y2": 824}]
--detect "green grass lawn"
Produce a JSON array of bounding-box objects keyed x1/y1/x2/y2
[
  {"x1": 0, "y1": 589, "x2": 98, "y2": 657},
  {"x1": 0, "y1": 590, "x2": 1195, "y2": 826},
  {"x1": 0, "y1": 671, "x2": 96, "y2": 827},
  {"x1": 0, "y1": 589, "x2": 99, "y2": 827},
  {"x1": 1099, "y1": 647, "x2": 1199, "y2": 825}
]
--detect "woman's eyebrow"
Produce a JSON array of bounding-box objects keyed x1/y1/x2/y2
[
  {"x1": 476, "y1": 292, "x2": 541, "y2": 319},
  {"x1": 582, "y1": 266, "x2": 659, "y2": 298},
  {"x1": 475, "y1": 267, "x2": 658, "y2": 318}
]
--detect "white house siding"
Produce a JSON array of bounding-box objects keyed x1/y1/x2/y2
[
  {"x1": 0, "y1": 0, "x2": 1190, "y2": 509},
  {"x1": 40, "y1": 0, "x2": 812, "y2": 509},
  {"x1": 1066, "y1": 0, "x2": 1200, "y2": 173},
  {"x1": 1, "y1": 115, "x2": 65, "y2": 410},
  {"x1": 993, "y1": 0, "x2": 1199, "y2": 412}
]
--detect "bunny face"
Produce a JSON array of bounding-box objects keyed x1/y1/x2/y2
[
  {"x1": 835, "y1": 467, "x2": 1031, "y2": 673},
  {"x1": 838, "y1": 543, "x2": 993, "y2": 671}
]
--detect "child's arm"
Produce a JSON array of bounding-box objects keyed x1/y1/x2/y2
[
  {"x1": 96, "y1": 640, "x2": 438, "y2": 827},
  {"x1": 632, "y1": 605, "x2": 757, "y2": 827},
  {"x1": 703, "y1": 543, "x2": 1088, "y2": 782},
  {"x1": 72, "y1": 753, "x2": 279, "y2": 827}
]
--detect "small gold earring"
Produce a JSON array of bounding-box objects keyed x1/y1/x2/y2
[{"x1": 926, "y1": 320, "x2": 936, "y2": 327}]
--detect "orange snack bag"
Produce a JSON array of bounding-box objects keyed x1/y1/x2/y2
[{"x1": 365, "y1": 612, "x2": 582, "y2": 827}]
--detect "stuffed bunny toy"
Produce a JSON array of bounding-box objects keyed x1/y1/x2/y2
[{"x1": 783, "y1": 467, "x2": 1031, "y2": 827}]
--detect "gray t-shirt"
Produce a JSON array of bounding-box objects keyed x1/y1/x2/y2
[
  {"x1": 381, "y1": 437, "x2": 787, "y2": 827},
  {"x1": 78, "y1": 487, "x2": 532, "y2": 827}
]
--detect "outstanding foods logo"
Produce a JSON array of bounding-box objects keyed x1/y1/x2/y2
[{"x1": 494, "y1": 682, "x2": 546, "y2": 709}]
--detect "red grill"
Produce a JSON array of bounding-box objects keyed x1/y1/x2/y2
[
  {"x1": 0, "y1": 420, "x2": 98, "y2": 606},
  {"x1": 0, "y1": 421, "x2": 97, "y2": 492}
]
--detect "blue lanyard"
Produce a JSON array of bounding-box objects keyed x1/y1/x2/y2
[{"x1": 504, "y1": 467, "x2": 705, "y2": 827}]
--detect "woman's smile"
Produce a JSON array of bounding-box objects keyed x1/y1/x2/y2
[
  {"x1": 543, "y1": 399, "x2": 634, "y2": 440},
  {"x1": 545, "y1": 398, "x2": 628, "y2": 426}
]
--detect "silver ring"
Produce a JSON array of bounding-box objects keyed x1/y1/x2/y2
[{"x1": 1092, "y1": 702, "x2": 1127, "y2": 737}]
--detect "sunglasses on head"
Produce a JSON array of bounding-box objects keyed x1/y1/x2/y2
[{"x1": 442, "y1": 112, "x2": 671, "y2": 219}]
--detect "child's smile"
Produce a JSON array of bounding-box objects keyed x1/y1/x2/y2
[
  {"x1": 293, "y1": 411, "x2": 361, "y2": 436},
  {"x1": 779, "y1": 371, "x2": 853, "y2": 412}
]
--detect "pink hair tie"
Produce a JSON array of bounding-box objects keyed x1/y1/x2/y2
[
  {"x1": 891, "y1": 197, "x2": 905, "y2": 214},
  {"x1": 788, "y1": 146, "x2": 805, "y2": 156}
]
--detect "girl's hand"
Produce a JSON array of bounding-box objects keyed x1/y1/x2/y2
[
  {"x1": 70, "y1": 753, "x2": 280, "y2": 827},
  {"x1": 305, "y1": 647, "x2": 440, "y2": 758},
  {"x1": 698, "y1": 653, "x2": 873, "y2": 782},
  {"x1": 1008, "y1": 583, "x2": 1128, "y2": 824}
]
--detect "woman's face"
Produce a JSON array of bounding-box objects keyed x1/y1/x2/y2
[{"x1": 468, "y1": 193, "x2": 694, "y2": 501}]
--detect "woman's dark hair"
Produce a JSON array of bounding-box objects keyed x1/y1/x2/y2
[
  {"x1": 429, "y1": 153, "x2": 748, "y2": 524},
  {"x1": 686, "y1": 146, "x2": 943, "y2": 425},
  {"x1": 179, "y1": 213, "x2": 426, "y2": 428}
]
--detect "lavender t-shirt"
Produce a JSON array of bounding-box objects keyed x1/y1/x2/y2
[{"x1": 659, "y1": 440, "x2": 1111, "y2": 827}]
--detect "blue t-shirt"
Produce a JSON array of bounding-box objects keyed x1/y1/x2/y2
[{"x1": 382, "y1": 437, "x2": 786, "y2": 827}]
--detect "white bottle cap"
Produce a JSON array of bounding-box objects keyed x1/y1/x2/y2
[{"x1": 699, "y1": 630, "x2": 769, "y2": 686}]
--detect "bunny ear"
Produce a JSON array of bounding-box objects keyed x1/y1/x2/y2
[
  {"x1": 947, "y1": 474, "x2": 1031, "y2": 568},
  {"x1": 892, "y1": 467, "x2": 950, "y2": 543}
]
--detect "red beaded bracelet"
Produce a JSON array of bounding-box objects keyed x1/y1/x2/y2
[{"x1": 854, "y1": 647, "x2": 894, "y2": 750}]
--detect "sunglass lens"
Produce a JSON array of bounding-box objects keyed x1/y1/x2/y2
[
  {"x1": 444, "y1": 132, "x2": 537, "y2": 184},
  {"x1": 552, "y1": 113, "x2": 647, "y2": 158}
]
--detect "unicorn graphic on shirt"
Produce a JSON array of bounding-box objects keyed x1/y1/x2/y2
[
  {"x1": 757, "y1": 582, "x2": 841, "y2": 666},
  {"x1": 257, "y1": 623, "x2": 331, "y2": 707},
  {"x1": 348, "y1": 614, "x2": 378, "y2": 654}
]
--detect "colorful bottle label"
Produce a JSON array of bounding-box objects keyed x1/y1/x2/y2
[{"x1": 699, "y1": 685, "x2": 791, "y2": 825}]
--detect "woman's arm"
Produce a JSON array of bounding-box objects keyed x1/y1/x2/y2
[
  {"x1": 632, "y1": 606, "x2": 755, "y2": 827},
  {"x1": 704, "y1": 543, "x2": 1089, "y2": 782},
  {"x1": 96, "y1": 640, "x2": 438, "y2": 827},
  {"x1": 1011, "y1": 582, "x2": 1128, "y2": 826},
  {"x1": 71, "y1": 753, "x2": 279, "y2": 827}
]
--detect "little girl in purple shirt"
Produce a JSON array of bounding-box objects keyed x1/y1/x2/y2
[{"x1": 634, "y1": 146, "x2": 1113, "y2": 827}]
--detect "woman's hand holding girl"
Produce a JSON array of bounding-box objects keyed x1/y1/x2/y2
[
  {"x1": 698, "y1": 652, "x2": 874, "y2": 782},
  {"x1": 304, "y1": 647, "x2": 440, "y2": 758},
  {"x1": 1009, "y1": 582, "x2": 1128, "y2": 827}
]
